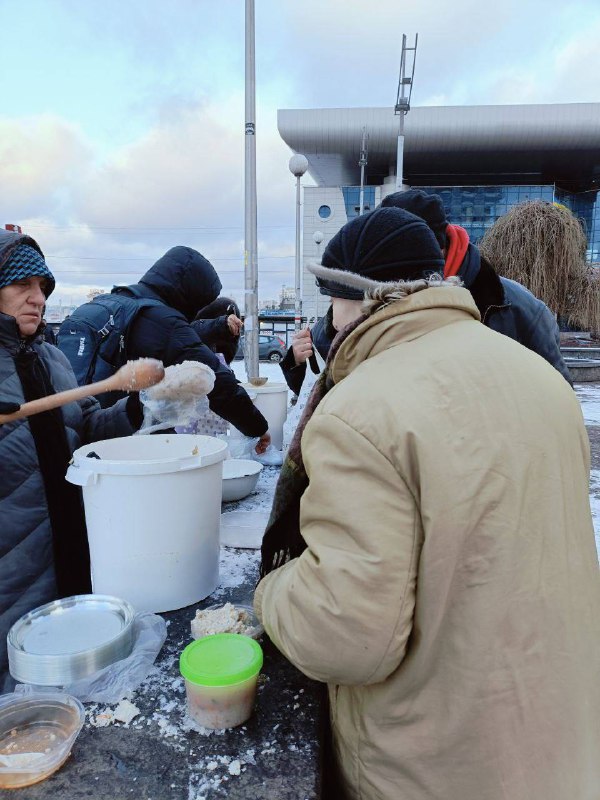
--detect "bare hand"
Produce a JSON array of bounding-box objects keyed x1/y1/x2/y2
[
  {"x1": 255, "y1": 432, "x2": 271, "y2": 454},
  {"x1": 227, "y1": 315, "x2": 243, "y2": 336},
  {"x1": 291, "y1": 328, "x2": 313, "y2": 366}
]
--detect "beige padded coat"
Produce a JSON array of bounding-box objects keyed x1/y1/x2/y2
[{"x1": 255, "y1": 286, "x2": 600, "y2": 800}]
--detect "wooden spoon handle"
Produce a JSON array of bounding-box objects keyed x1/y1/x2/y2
[{"x1": 0, "y1": 377, "x2": 118, "y2": 425}]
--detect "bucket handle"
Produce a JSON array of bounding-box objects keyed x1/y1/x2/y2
[{"x1": 65, "y1": 464, "x2": 98, "y2": 487}]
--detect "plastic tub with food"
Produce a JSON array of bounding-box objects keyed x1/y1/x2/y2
[
  {"x1": 191, "y1": 602, "x2": 263, "y2": 640},
  {"x1": 0, "y1": 691, "x2": 84, "y2": 789},
  {"x1": 180, "y1": 634, "x2": 263, "y2": 730}
]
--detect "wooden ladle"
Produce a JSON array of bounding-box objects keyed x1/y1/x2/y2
[{"x1": 0, "y1": 358, "x2": 165, "y2": 425}]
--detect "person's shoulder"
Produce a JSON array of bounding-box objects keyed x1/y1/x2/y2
[{"x1": 500, "y1": 277, "x2": 553, "y2": 317}]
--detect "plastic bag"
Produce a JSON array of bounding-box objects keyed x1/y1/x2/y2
[
  {"x1": 138, "y1": 361, "x2": 215, "y2": 434},
  {"x1": 227, "y1": 428, "x2": 260, "y2": 459},
  {"x1": 253, "y1": 444, "x2": 284, "y2": 466},
  {"x1": 37, "y1": 613, "x2": 167, "y2": 704}
]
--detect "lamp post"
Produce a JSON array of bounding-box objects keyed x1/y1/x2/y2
[
  {"x1": 313, "y1": 230, "x2": 324, "y2": 320},
  {"x1": 289, "y1": 154, "x2": 308, "y2": 332},
  {"x1": 244, "y1": 0, "x2": 259, "y2": 379}
]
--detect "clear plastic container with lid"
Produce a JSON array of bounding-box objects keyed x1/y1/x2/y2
[{"x1": 180, "y1": 634, "x2": 263, "y2": 729}]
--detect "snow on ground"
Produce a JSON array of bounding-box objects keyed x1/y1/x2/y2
[
  {"x1": 590, "y1": 470, "x2": 600, "y2": 557},
  {"x1": 575, "y1": 382, "x2": 600, "y2": 427}
]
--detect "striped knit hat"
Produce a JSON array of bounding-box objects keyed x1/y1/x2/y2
[{"x1": 0, "y1": 243, "x2": 55, "y2": 297}]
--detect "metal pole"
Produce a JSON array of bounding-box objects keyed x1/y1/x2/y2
[
  {"x1": 396, "y1": 114, "x2": 405, "y2": 190},
  {"x1": 359, "y1": 127, "x2": 368, "y2": 214},
  {"x1": 294, "y1": 174, "x2": 302, "y2": 331},
  {"x1": 244, "y1": 0, "x2": 259, "y2": 379}
]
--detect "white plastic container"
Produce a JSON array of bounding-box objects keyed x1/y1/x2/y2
[
  {"x1": 66, "y1": 435, "x2": 228, "y2": 613},
  {"x1": 180, "y1": 634, "x2": 263, "y2": 730},
  {"x1": 242, "y1": 381, "x2": 289, "y2": 451},
  {"x1": 221, "y1": 459, "x2": 263, "y2": 502}
]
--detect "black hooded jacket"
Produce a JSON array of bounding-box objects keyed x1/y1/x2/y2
[{"x1": 114, "y1": 247, "x2": 267, "y2": 437}]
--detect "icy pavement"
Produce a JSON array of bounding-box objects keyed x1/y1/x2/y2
[{"x1": 576, "y1": 382, "x2": 600, "y2": 427}]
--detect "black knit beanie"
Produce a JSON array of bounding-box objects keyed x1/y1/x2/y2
[
  {"x1": 312, "y1": 206, "x2": 445, "y2": 300},
  {"x1": 380, "y1": 189, "x2": 448, "y2": 250}
]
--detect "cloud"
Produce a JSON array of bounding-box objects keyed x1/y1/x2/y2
[{"x1": 0, "y1": 115, "x2": 91, "y2": 221}]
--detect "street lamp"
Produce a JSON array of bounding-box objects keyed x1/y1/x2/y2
[
  {"x1": 313, "y1": 230, "x2": 324, "y2": 320},
  {"x1": 289, "y1": 154, "x2": 308, "y2": 331}
]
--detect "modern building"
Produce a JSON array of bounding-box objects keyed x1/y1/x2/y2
[{"x1": 278, "y1": 103, "x2": 600, "y2": 320}]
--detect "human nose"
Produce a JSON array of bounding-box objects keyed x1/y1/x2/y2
[{"x1": 28, "y1": 285, "x2": 46, "y2": 307}]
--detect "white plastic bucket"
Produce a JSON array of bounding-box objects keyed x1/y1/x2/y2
[
  {"x1": 66, "y1": 435, "x2": 228, "y2": 613},
  {"x1": 242, "y1": 382, "x2": 289, "y2": 451}
]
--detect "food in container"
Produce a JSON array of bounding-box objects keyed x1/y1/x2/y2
[
  {"x1": 190, "y1": 603, "x2": 263, "y2": 640},
  {"x1": 0, "y1": 692, "x2": 84, "y2": 789},
  {"x1": 180, "y1": 634, "x2": 263, "y2": 729}
]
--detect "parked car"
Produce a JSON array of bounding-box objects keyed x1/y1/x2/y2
[{"x1": 234, "y1": 334, "x2": 287, "y2": 363}]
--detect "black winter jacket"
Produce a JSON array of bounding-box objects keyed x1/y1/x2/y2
[
  {"x1": 0, "y1": 314, "x2": 136, "y2": 690},
  {"x1": 112, "y1": 247, "x2": 267, "y2": 437},
  {"x1": 280, "y1": 307, "x2": 335, "y2": 395}
]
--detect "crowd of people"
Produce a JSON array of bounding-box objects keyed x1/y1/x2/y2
[{"x1": 0, "y1": 194, "x2": 598, "y2": 799}]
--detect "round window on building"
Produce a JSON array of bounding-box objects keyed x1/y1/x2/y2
[{"x1": 318, "y1": 205, "x2": 332, "y2": 219}]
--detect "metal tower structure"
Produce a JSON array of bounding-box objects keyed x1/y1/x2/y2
[{"x1": 394, "y1": 33, "x2": 418, "y2": 190}]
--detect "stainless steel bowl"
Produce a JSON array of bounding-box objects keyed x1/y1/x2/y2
[{"x1": 8, "y1": 595, "x2": 135, "y2": 686}]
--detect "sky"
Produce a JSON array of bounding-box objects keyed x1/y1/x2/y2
[{"x1": 1, "y1": 0, "x2": 599, "y2": 309}]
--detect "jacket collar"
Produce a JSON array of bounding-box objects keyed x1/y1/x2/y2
[
  {"x1": 331, "y1": 286, "x2": 480, "y2": 384},
  {"x1": 0, "y1": 311, "x2": 43, "y2": 353}
]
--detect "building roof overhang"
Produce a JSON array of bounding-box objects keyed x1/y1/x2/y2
[{"x1": 278, "y1": 103, "x2": 600, "y2": 192}]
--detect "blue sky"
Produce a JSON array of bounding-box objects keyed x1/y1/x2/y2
[{"x1": 1, "y1": 0, "x2": 599, "y2": 306}]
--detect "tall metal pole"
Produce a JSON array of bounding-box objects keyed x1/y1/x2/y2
[
  {"x1": 313, "y1": 230, "x2": 324, "y2": 320},
  {"x1": 294, "y1": 175, "x2": 302, "y2": 331},
  {"x1": 395, "y1": 33, "x2": 418, "y2": 191},
  {"x1": 289, "y1": 154, "x2": 308, "y2": 332},
  {"x1": 359, "y1": 127, "x2": 368, "y2": 214},
  {"x1": 244, "y1": 0, "x2": 259, "y2": 379}
]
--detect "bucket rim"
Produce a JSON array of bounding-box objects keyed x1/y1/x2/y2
[{"x1": 68, "y1": 434, "x2": 228, "y2": 477}]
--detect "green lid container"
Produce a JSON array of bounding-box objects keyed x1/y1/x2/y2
[{"x1": 180, "y1": 634, "x2": 263, "y2": 687}]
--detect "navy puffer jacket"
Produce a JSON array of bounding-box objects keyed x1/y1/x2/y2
[{"x1": 112, "y1": 247, "x2": 267, "y2": 437}]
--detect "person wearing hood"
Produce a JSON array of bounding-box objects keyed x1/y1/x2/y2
[
  {"x1": 63, "y1": 246, "x2": 269, "y2": 449},
  {"x1": 0, "y1": 230, "x2": 142, "y2": 691},
  {"x1": 255, "y1": 207, "x2": 599, "y2": 800},
  {"x1": 381, "y1": 189, "x2": 571, "y2": 383}
]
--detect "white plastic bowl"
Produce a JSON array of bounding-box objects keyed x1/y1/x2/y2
[{"x1": 221, "y1": 459, "x2": 263, "y2": 502}]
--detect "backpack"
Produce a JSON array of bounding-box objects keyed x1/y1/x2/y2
[{"x1": 57, "y1": 293, "x2": 163, "y2": 405}]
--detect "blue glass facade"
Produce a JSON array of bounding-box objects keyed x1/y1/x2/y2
[
  {"x1": 412, "y1": 185, "x2": 600, "y2": 263},
  {"x1": 342, "y1": 186, "x2": 376, "y2": 219}
]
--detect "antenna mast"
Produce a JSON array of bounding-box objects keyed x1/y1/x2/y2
[
  {"x1": 394, "y1": 33, "x2": 418, "y2": 191},
  {"x1": 358, "y1": 127, "x2": 369, "y2": 215}
]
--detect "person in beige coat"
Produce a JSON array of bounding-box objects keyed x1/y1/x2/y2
[{"x1": 255, "y1": 207, "x2": 600, "y2": 800}]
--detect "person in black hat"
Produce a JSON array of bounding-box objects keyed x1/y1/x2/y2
[
  {"x1": 255, "y1": 205, "x2": 598, "y2": 800},
  {"x1": 0, "y1": 230, "x2": 143, "y2": 691},
  {"x1": 381, "y1": 189, "x2": 571, "y2": 382}
]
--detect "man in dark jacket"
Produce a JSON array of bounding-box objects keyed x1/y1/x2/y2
[
  {"x1": 0, "y1": 230, "x2": 142, "y2": 690},
  {"x1": 381, "y1": 190, "x2": 571, "y2": 384},
  {"x1": 65, "y1": 247, "x2": 270, "y2": 449}
]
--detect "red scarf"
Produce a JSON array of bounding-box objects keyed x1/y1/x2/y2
[{"x1": 444, "y1": 224, "x2": 470, "y2": 278}]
